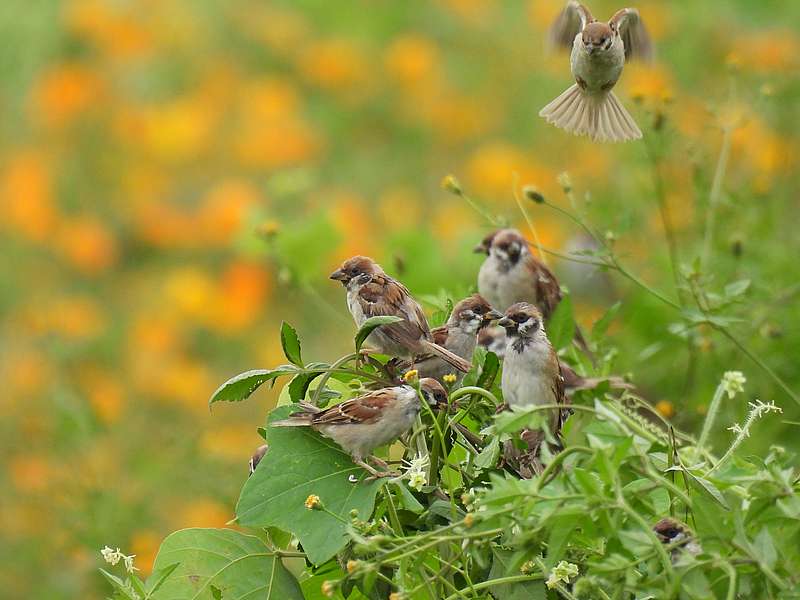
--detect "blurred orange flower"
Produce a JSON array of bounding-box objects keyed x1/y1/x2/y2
[
  {"x1": 298, "y1": 39, "x2": 369, "y2": 91},
  {"x1": 466, "y1": 142, "x2": 558, "y2": 200},
  {"x1": 176, "y1": 499, "x2": 232, "y2": 529},
  {"x1": 56, "y1": 215, "x2": 119, "y2": 275},
  {"x1": 30, "y1": 63, "x2": 103, "y2": 128},
  {"x1": 1, "y1": 150, "x2": 57, "y2": 242},
  {"x1": 385, "y1": 35, "x2": 441, "y2": 87},
  {"x1": 214, "y1": 261, "x2": 272, "y2": 332},
  {"x1": 78, "y1": 365, "x2": 127, "y2": 425},
  {"x1": 198, "y1": 180, "x2": 260, "y2": 246},
  {"x1": 8, "y1": 455, "x2": 52, "y2": 493}
]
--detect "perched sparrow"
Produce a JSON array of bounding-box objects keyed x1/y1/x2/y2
[
  {"x1": 479, "y1": 325, "x2": 631, "y2": 392},
  {"x1": 331, "y1": 256, "x2": 472, "y2": 372},
  {"x1": 272, "y1": 378, "x2": 447, "y2": 477},
  {"x1": 498, "y1": 303, "x2": 567, "y2": 422},
  {"x1": 397, "y1": 294, "x2": 503, "y2": 381},
  {"x1": 653, "y1": 518, "x2": 702, "y2": 562},
  {"x1": 497, "y1": 303, "x2": 569, "y2": 476},
  {"x1": 475, "y1": 229, "x2": 591, "y2": 356},
  {"x1": 539, "y1": 1, "x2": 652, "y2": 142},
  {"x1": 248, "y1": 444, "x2": 269, "y2": 475}
]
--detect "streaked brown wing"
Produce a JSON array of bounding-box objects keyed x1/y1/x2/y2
[
  {"x1": 549, "y1": 1, "x2": 593, "y2": 49},
  {"x1": 312, "y1": 389, "x2": 396, "y2": 426},
  {"x1": 526, "y1": 255, "x2": 563, "y2": 320},
  {"x1": 609, "y1": 8, "x2": 653, "y2": 61},
  {"x1": 357, "y1": 276, "x2": 431, "y2": 347},
  {"x1": 430, "y1": 325, "x2": 449, "y2": 346}
]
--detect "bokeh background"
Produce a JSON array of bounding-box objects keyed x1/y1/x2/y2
[{"x1": 1, "y1": 0, "x2": 798, "y2": 596}]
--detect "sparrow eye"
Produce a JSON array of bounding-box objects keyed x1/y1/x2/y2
[
  {"x1": 473, "y1": 306, "x2": 484, "y2": 314},
  {"x1": 513, "y1": 314, "x2": 527, "y2": 323},
  {"x1": 349, "y1": 268, "x2": 359, "y2": 275}
]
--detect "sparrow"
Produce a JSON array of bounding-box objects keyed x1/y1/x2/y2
[
  {"x1": 479, "y1": 324, "x2": 632, "y2": 392},
  {"x1": 396, "y1": 294, "x2": 503, "y2": 382},
  {"x1": 248, "y1": 444, "x2": 268, "y2": 475},
  {"x1": 653, "y1": 518, "x2": 702, "y2": 562},
  {"x1": 539, "y1": 1, "x2": 652, "y2": 142},
  {"x1": 330, "y1": 256, "x2": 472, "y2": 372},
  {"x1": 272, "y1": 378, "x2": 448, "y2": 477},
  {"x1": 475, "y1": 229, "x2": 591, "y2": 356}
]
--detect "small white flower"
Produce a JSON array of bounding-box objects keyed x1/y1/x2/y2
[
  {"x1": 721, "y1": 371, "x2": 746, "y2": 399},
  {"x1": 408, "y1": 472, "x2": 426, "y2": 492},
  {"x1": 124, "y1": 554, "x2": 138, "y2": 573},
  {"x1": 727, "y1": 423, "x2": 745, "y2": 437},
  {"x1": 101, "y1": 546, "x2": 122, "y2": 566},
  {"x1": 545, "y1": 561, "x2": 579, "y2": 589},
  {"x1": 395, "y1": 456, "x2": 428, "y2": 492}
]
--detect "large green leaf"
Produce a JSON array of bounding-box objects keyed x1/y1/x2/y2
[
  {"x1": 281, "y1": 321, "x2": 304, "y2": 366},
  {"x1": 209, "y1": 367, "x2": 297, "y2": 405},
  {"x1": 236, "y1": 406, "x2": 385, "y2": 564},
  {"x1": 547, "y1": 291, "x2": 575, "y2": 350},
  {"x1": 354, "y1": 315, "x2": 403, "y2": 353},
  {"x1": 149, "y1": 528, "x2": 302, "y2": 600}
]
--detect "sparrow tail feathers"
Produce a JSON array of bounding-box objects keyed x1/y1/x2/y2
[
  {"x1": 419, "y1": 340, "x2": 472, "y2": 373},
  {"x1": 539, "y1": 84, "x2": 641, "y2": 142}
]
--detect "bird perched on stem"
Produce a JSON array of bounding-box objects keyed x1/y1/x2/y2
[
  {"x1": 331, "y1": 256, "x2": 472, "y2": 373},
  {"x1": 497, "y1": 303, "x2": 571, "y2": 475},
  {"x1": 475, "y1": 229, "x2": 592, "y2": 357},
  {"x1": 539, "y1": 1, "x2": 652, "y2": 142},
  {"x1": 272, "y1": 378, "x2": 447, "y2": 478},
  {"x1": 396, "y1": 294, "x2": 503, "y2": 382}
]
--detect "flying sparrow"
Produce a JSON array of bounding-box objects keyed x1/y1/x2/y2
[
  {"x1": 475, "y1": 228, "x2": 591, "y2": 356},
  {"x1": 272, "y1": 378, "x2": 447, "y2": 478},
  {"x1": 539, "y1": 1, "x2": 652, "y2": 142},
  {"x1": 330, "y1": 256, "x2": 472, "y2": 372},
  {"x1": 397, "y1": 294, "x2": 503, "y2": 382}
]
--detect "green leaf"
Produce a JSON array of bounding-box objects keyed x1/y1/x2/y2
[
  {"x1": 724, "y1": 279, "x2": 750, "y2": 298},
  {"x1": 592, "y1": 301, "x2": 621, "y2": 339},
  {"x1": 689, "y1": 473, "x2": 731, "y2": 511},
  {"x1": 280, "y1": 321, "x2": 303, "y2": 366},
  {"x1": 474, "y1": 436, "x2": 501, "y2": 470},
  {"x1": 754, "y1": 528, "x2": 778, "y2": 569},
  {"x1": 209, "y1": 367, "x2": 297, "y2": 405},
  {"x1": 494, "y1": 406, "x2": 545, "y2": 434},
  {"x1": 354, "y1": 316, "x2": 403, "y2": 353},
  {"x1": 288, "y1": 370, "x2": 324, "y2": 403},
  {"x1": 391, "y1": 481, "x2": 425, "y2": 513},
  {"x1": 149, "y1": 528, "x2": 302, "y2": 600},
  {"x1": 547, "y1": 291, "x2": 575, "y2": 350},
  {"x1": 146, "y1": 562, "x2": 181, "y2": 596},
  {"x1": 476, "y1": 351, "x2": 501, "y2": 389},
  {"x1": 236, "y1": 406, "x2": 385, "y2": 564},
  {"x1": 99, "y1": 570, "x2": 139, "y2": 600}
]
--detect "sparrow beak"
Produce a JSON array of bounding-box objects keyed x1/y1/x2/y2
[
  {"x1": 498, "y1": 316, "x2": 514, "y2": 329},
  {"x1": 485, "y1": 309, "x2": 504, "y2": 322},
  {"x1": 473, "y1": 243, "x2": 487, "y2": 254},
  {"x1": 329, "y1": 269, "x2": 347, "y2": 281}
]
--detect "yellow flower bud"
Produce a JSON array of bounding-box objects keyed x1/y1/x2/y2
[
  {"x1": 403, "y1": 370, "x2": 418, "y2": 383},
  {"x1": 441, "y1": 175, "x2": 462, "y2": 196},
  {"x1": 305, "y1": 494, "x2": 322, "y2": 510}
]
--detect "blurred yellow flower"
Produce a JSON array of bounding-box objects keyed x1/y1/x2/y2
[
  {"x1": 200, "y1": 424, "x2": 258, "y2": 462},
  {"x1": 655, "y1": 400, "x2": 675, "y2": 419},
  {"x1": 624, "y1": 63, "x2": 674, "y2": 104},
  {"x1": 385, "y1": 35, "x2": 441, "y2": 87},
  {"x1": 176, "y1": 499, "x2": 232, "y2": 529},
  {"x1": 299, "y1": 39, "x2": 368, "y2": 91},
  {"x1": 466, "y1": 142, "x2": 557, "y2": 200},
  {"x1": 49, "y1": 295, "x2": 107, "y2": 340},
  {"x1": 78, "y1": 366, "x2": 127, "y2": 425},
  {"x1": 130, "y1": 530, "x2": 162, "y2": 575}
]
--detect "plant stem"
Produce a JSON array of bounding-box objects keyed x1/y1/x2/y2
[
  {"x1": 698, "y1": 382, "x2": 726, "y2": 450},
  {"x1": 382, "y1": 487, "x2": 404, "y2": 536},
  {"x1": 513, "y1": 177, "x2": 548, "y2": 267},
  {"x1": 441, "y1": 574, "x2": 544, "y2": 600},
  {"x1": 702, "y1": 125, "x2": 733, "y2": 268}
]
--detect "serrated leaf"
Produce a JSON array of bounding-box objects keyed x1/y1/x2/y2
[
  {"x1": 209, "y1": 367, "x2": 297, "y2": 405},
  {"x1": 149, "y1": 528, "x2": 302, "y2": 599},
  {"x1": 547, "y1": 292, "x2": 575, "y2": 350},
  {"x1": 236, "y1": 406, "x2": 384, "y2": 564},
  {"x1": 354, "y1": 316, "x2": 404, "y2": 353},
  {"x1": 280, "y1": 321, "x2": 303, "y2": 366}
]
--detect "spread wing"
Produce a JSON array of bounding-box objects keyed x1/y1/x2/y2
[
  {"x1": 357, "y1": 276, "x2": 431, "y2": 347},
  {"x1": 609, "y1": 7, "x2": 653, "y2": 61},
  {"x1": 548, "y1": 1, "x2": 593, "y2": 50},
  {"x1": 525, "y1": 254, "x2": 563, "y2": 320},
  {"x1": 312, "y1": 388, "x2": 397, "y2": 426}
]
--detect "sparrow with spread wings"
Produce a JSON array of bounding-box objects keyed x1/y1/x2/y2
[{"x1": 539, "y1": 1, "x2": 652, "y2": 142}]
